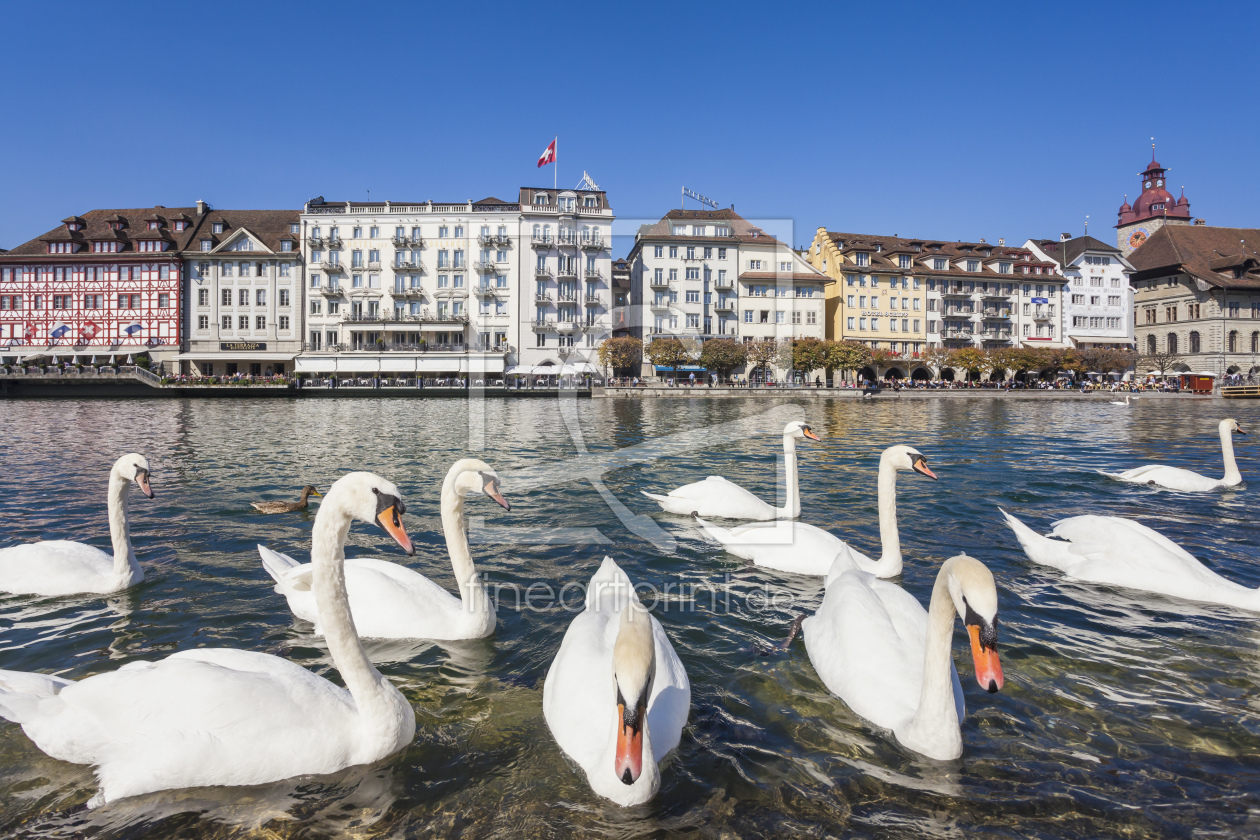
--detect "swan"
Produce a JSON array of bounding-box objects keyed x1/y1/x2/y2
[
  {"x1": 0, "y1": 453, "x2": 154, "y2": 597},
  {"x1": 801, "y1": 551, "x2": 1003, "y2": 760},
  {"x1": 640, "y1": 421, "x2": 820, "y2": 520},
  {"x1": 1001, "y1": 508, "x2": 1260, "y2": 611},
  {"x1": 692, "y1": 445, "x2": 937, "y2": 577},
  {"x1": 251, "y1": 485, "x2": 322, "y2": 514},
  {"x1": 0, "y1": 471, "x2": 417, "y2": 806},
  {"x1": 259, "y1": 459, "x2": 509, "y2": 641},
  {"x1": 543, "y1": 557, "x2": 690, "y2": 807},
  {"x1": 1109, "y1": 394, "x2": 1137, "y2": 406},
  {"x1": 1099, "y1": 418, "x2": 1244, "y2": 491}
]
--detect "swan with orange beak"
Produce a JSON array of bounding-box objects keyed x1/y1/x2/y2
[
  {"x1": 801, "y1": 551, "x2": 1004, "y2": 760},
  {"x1": 544, "y1": 557, "x2": 690, "y2": 806}
]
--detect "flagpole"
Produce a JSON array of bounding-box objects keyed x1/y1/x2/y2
[{"x1": 554, "y1": 135, "x2": 558, "y2": 191}]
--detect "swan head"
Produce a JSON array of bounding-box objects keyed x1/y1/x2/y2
[
  {"x1": 445, "y1": 458, "x2": 510, "y2": 511},
  {"x1": 882, "y1": 445, "x2": 937, "y2": 480},
  {"x1": 1223, "y1": 418, "x2": 1246, "y2": 436},
  {"x1": 326, "y1": 472, "x2": 414, "y2": 556},
  {"x1": 943, "y1": 554, "x2": 1003, "y2": 694},
  {"x1": 612, "y1": 600, "x2": 656, "y2": 786},
  {"x1": 113, "y1": 453, "x2": 154, "y2": 498},
  {"x1": 783, "y1": 420, "x2": 821, "y2": 442}
]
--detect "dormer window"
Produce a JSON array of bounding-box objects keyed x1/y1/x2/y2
[
  {"x1": 855, "y1": 252, "x2": 869, "y2": 267},
  {"x1": 147, "y1": 221, "x2": 160, "y2": 230},
  {"x1": 92, "y1": 241, "x2": 120, "y2": 253},
  {"x1": 899, "y1": 255, "x2": 911, "y2": 269},
  {"x1": 281, "y1": 241, "x2": 293, "y2": 252},
  {"x1": 998, "y1": 262, "x2": 1011, "y2": 274},
  {"x1": 715, "y1": 226, "x2": 730, "y2": 237},
  {"x1": 201, "y1": 239, "x2": 212, "y2": 251},
  {"x1": 174, "y1": 220, "x2": 186, "y2": 232},
  {"x1": 966, "y1": 260, "x2": 979, "y2": 272},
  {"x1": 289, "y1": 223, "x2": 299, "y2": 234},
  {"x1": 109, "y1": 221, "x2": 122, "y2": 231},
  {"x1": 534, "y1": 193, "x2": 549, "y2": 205},
  {"x1": 47, "y1": 242, "x2": 77, "y2": 254},
  {"x1": 584, "y1": 196, "x2": 597, "y2": 207},
  {"x1": 138, "y1": 240, "x2": 166, "y2": 252},
  {"x1": 213, "y1": 222, "x2": 224, "y2": 234}
]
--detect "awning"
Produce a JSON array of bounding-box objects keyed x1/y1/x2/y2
[
  {"x1": 379, "y1": 358, "x2": 417, "y2": 372},
  {"x1": 174, "y1": 352, "x2": 296, "y2": 361},
  {"x1": 419, "y1": 323, "x2": 465, "y2": 332},
  {"x1": 1196, "y1": 371, "x2": 1219, "y2": 377},
  {"x1": 337, "y1": 358, "x2": 379, "y2": 373},
  {"x1": 467, "y1": 357, "x2": 505, "y2": 374},
  {"x1": 654, "y1": 365, "x2": 707, "y2": 372},
  {"x1": 563, "y1": 361, "x2": 599, "y2": 375},
  {"x1": 296, "y1": 357, "x2": 338, "y2": 373},
  {"x1": 416, "y1": 358, "x2": 463, "y2": 373}
]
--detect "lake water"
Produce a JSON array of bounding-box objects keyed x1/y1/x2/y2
[{"x1": 1, "y1": 395, "x2": 1259, "y2": 838}]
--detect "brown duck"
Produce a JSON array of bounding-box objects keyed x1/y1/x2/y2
[{"x1": 251, "y1": 486, "x2": 322, "y2": 514}]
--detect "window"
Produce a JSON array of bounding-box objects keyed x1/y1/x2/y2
[
  {"x1": 198, "y1": 315, "x2": 209, "y2": 330},
  {"x1": 1108, "y1": 295, "x2": 1121, "y2": 307},
  {"x1": 256, "y1": 315, "x2": 266, "y2": 330},
  {"x1": 1167, "y1": 333, "x2": 1179, "y2": 353},
  {"x1": 158, "y1": 293, "x2": 169, "y2": 308},
  {"x1": 966, "y1": 260, "x2": 979, "y2": 272},
  {"x1": 222, "y1": 315, "x2": 232, "y2": 330},
  {"x1": 847, "y1": 317, "x2": 855, "y2": 330},
  {"x1": 213, "y1": 222, "x2": 224, "y2": 234},
  {"x1": 686, "y1": 268, "x2": 699, "y2": 280},
  {"x1": 200, "y1": 239, "x2": 212, "y2": 251},
  {"x1": 854, "y1": 253, "x2": 869, "y2": 267},
  {"x1": 279, "y1": 316, "x2": 289, "y2": 330},
  {"x1": 669, "y1": 246, "x2": 678, "y2": 258},
  {"x1": 279, "y1": 289, "x2": 290, "y2": 307},
  {"x1": 239, "y1": 289, "x2": 249, "y2": 306},
  {"x1": 653, "y1": 246, "x2": 663, "y2": 258},
  {"x1": 1229, "y1": 330, "x2": 1239, "y2": 352},
  {"x1": 686, "y1": 290, "x2": 700, "y2": 303},
  {"x1": 222, "y1": 262, "x2": 235, "y2": 276},
  {"x1": 256, "y1": 289, "x2": 266, "y2": 305},
  {"x1": 859, "y1": 317, "x2": 867, "y2": 330},
  {"x1": 686, "y1": 246, "x2": 696, "y2": 259},
  {"x1": 899, "y1": 255, "x2": 911, "y2": 269},
  {"x1": 239, "y1": 316, "x2": 249, "y2": 329},
  {"x1": 453, "y1": 226, "x2": 462, "y2": 238},
  {"x1": 744, "y1": 310, "x2": 753, "y2": 323},
  {"x1": 370, "y1": 226, "x2": 379, "y2": 239},
  {"x1": 871, "y1": 317, "x2": 879, "y2": 331},
  {"x1": 933, "y1": 258, "x2": 946, "y2": 270},
  {"x1": 310, "y1": 300, "x2": 321, "y2": 315}
]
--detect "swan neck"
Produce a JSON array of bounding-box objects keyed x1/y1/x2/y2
[
  {"x1": 781, "y1": 435, "x2": 800, "y2": 518},
  {"x1": 909, "y1": 564, "x2": 962, "y2": 739},
  {"x1": 441, "y1": 482, "x2": 489, "y2": 619},
  {"x1": 311, "y1": 504, "x2": 393, "y2": 719},
  {"x1": 872, "y1": 457, "x2": 902, "y2": 575},
  {"x1": 106, "y1": 469, "x2": 138, "y2": 582},
  {"x1": 1221, "y1": 425, "x2": 1242, "y2": 482}
]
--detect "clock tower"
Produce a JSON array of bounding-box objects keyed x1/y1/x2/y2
[{"x1": 1116, "y1": 146, "x2": 1192, "y2": 256}]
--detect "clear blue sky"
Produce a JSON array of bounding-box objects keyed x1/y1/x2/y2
[{"x1": 1, "y1": 1, "x2": 1255, "y2": 254}]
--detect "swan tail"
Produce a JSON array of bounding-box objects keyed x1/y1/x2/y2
[
  {"x1": 823, "y1": 543, "x2": 857, "y2": 591},
  {"x1": 0, "y1": 670, "x2": 72, "y2": 723},
  {"x1": 691, "y1": 513, "x2": 733, "y2": 545},
  {"x1": 257, "y1": 544, "x2": 301, "y2": 584},
  {"x1": 586, "y1": 556, "x2": 635, "y2": 611},
  {"x1": 640, "y1": 490, "x2": 670, "y2": 504},
  {"x1": 998, "y1": 508, "x2": 1044, "y2": 552}
]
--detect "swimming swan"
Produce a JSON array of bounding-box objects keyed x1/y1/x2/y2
[
  {"x1": 0, "y1": 471, "x2": 417, "y2": 806},
  {"x1": 0, "y1": 453, "x2": 153, "y2": 597},
  {"x1": 1099, "y1": 419, "x2": 1244, "y2": 491},
  {"x1": 693, "y1": 445, "x2": 936, "y2": 576},
  {"x1": 260, "y1": 459, "x2": 509, "y2": 641},
  {"x1": 801, "y1": 551, "x2": 1003, "y2": 760},
  {"x1": 543, "y1": 557, "x2": 690, "y2": 806},
  {"x1": 641, "y1": 421, "x2": 820, "y2": 520}
]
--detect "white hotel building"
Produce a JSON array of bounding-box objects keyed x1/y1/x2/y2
[
  {"x1": 295, "y1": 186, "x2": 614, "y2": 380},
  {"x1": 626, "y1": 209, "x2": 830, "y2": 377},
  {"x1": 1025, "y1": 235, "x2": 1135, "y2": 350}
]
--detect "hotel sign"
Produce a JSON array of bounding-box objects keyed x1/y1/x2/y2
[
  {"x1": 1031, "y1": 297, "x2": 1049, "y2": 304},
  {"x1": 220, "y1": 342, "x2": 267, "y2": 351}
]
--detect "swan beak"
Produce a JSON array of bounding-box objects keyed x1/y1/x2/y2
[
  {"x1": 803, "y1": 427, "x2": 821, "y2": 442},
  {"x1": 1235, "y1": 425, "x2": 1247, "y2": 436},
  {"x1": 376, "y1": 506, "x2": 415, "y2": 556},
  {"x1": 486, "y1": 485, "x2": 510, "y2": 511},
  {"x1": 134, "y1": 470, "x2": 154, "y2": 499},
  {"x1": 967, "y1": 624, "x2": 1003, "y2": 693},
  {"x1": 912, "y1": 458, "x2": 938, "y2": 480},
  {"x1": 614, "y1": 703, "x2": 645, "y2": 785}
]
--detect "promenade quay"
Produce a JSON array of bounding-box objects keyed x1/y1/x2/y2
[{"x1": 593, "y1": 385, "x2": 1214, "y2": 401}]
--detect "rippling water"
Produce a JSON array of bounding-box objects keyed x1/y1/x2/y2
[{"x1": 1, "y1": 395, "x2": 1259, "y2": 838}]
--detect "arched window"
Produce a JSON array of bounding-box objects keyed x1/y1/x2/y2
[
  {"x1": 1167, "y1": 332, "x2": 1178, "y2": 354},
  {"x1": 1252, "y1": 331, "x2": 1259, "y2": 353},
  {"x1": 1190, "y1": 331, "x2": 1201, "y2": 353},
  {"x1": 1228, "y1": 330, "x2": 1238, "y2": 352},
  {"x1": 1147, "y1": 334, "x2": 1157, "y2": 355}
]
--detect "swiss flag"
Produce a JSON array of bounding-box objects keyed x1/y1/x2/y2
[
  {"x1": 537, "y1": 138, "x2": 556, "y2": 168},
  {"x1": 23, "y1": 324, "x2": 35, "y2": 342},
  {"x1": 80, "y1": 321, "x2": 100, "y2": 341}
]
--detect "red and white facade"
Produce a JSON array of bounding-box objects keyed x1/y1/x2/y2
[{"x1": 0, "y1": 209, "x2": 192, "y2": 365}]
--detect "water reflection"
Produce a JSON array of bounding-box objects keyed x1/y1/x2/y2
[{"x1": 0, "y1": 396, "x2": 1258, "y2": 837}]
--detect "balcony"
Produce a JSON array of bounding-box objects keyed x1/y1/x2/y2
[
  {"x1": 944, "y1": 309, "x2": 973, "y2": 317},
  {"x1": 535, "y1": 267, "x2": 553, "y2": 279},
  {"x1": 392, "y1": 286, "x2": 424, "y2": 298},
  {"x1": 1033, "y1": 309, "x2": 1054, "y2": 320},
  {"x1": 367, "y1": 261, "x2": 382, "y2": 270},
  {"x1": 474, "y1": 285, "x2": 500, "y2": 297},
  {"x1": 585, "y1": 293, "x2": 601, "y2": 306},
  {"x1": 982, "y1": 289, "x2": 1009, "y2": 298},
  {"x1": 942, "y1": 328, "x2": 973, "y2": 339},
  {"x1": 326, "y1": 236, "x2": 343, "y2": 248},
  {"x1": 531, "y1": 236, "x2": 553, "y2": 248},
  {"x1": 307, "y1": 235, "x2": 324, "y2": 247},
  {"x1": 557, "y1": 291, "x2": 578, "y2": 303},
  {"x1": 555, "y1": 233, "x2": 577, "y2": 247},
  {"x1": 580, "y1": 237, "x2": 604, "y2": 251},
  {"x1": 714, "y1": 301, "x2": 736, "y2": 312},
  {"x1": 473, "y1": 260, "x2": 498, "y2": 274},
  {"x1": 942, "y1": 287, "x2": 971, "y2": 297},
  {"x1": 531, "y1": 320, "x2": 555, "y2": 331},
  {"x1": 714, "y1": 280, "x2": 734, "y2": 290},
  {"x1": 391, "y1": 236, "x2": 410, "y2": 247},
  {"x1": 981, "y1": 309, "x2": 1011, "y2": 319},
  {"x1": 649, "y1": 277, "x2": 672, "y2": 289},
  {"x1": 393, "y1": 260, "x2": 417, "y2": 270},
  {"x1": 495, "y1": 234, "x2": 511, "y2": 246},
  {"x1": 557, "y1": 265, "x2": 578, "y2": 279},
  {"x1": 650, "y1": 299, "x2": 674, "y2": 311},
  {"x1": 322, "y1": 262, "x2": 344, "y2": 274},
  {"x1": 320, "y1": 284, "x2": 343, "y2": 295},
  {"x1": 583, "y1": 268, "x2": 602, "y2": 281},
  {"x1": 477, "y1": 233, "x2": 497, "y2": 246},
  {"x1": 535, "y1": 292, "x2": 553, "y2": 304}
]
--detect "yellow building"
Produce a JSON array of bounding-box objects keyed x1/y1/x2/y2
[{"x1": 806, "y1": 228, "x2": 928, "y2": 357}]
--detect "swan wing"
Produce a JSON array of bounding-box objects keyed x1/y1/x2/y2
[
  {"x1": 699, "y1": 519, "x2": 843, "y2": 576},
  {"x1": 644, "y1": 476, "x2": 776, "y2": 519},
  {"x1": 9, "y1": 649, "x2": 362, "y2": 803},
  {"x1": 0, "y1": 541, "x2": 117, "y2": 596},
  {"x1": 1102, "y1": 465, "x2": 1220, "y2": 491},
  {"x1": 803, "y1": 570, "x2": 926, "y2": 732}
]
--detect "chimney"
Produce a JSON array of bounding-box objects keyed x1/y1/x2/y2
[
  {"x1": 998, "y1": 238, "x2": 1005, "y2": 245},
  {"x1": 1194, "y1": 218, "x2": 1206, "y2": 225},
  {"x1": 1060, "y1": 232, "x2": 1071, "y2": 242},
  {"x1": 979, "y1": 238, "x2": 986, "y2": 243},
  {"x1": 196, "y1": 200, "x2": 206, "y2": 216}
]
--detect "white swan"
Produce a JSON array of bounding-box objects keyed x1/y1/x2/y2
[
  {"x1": 640, "y1": 421, "x2": 820, "y2": 520},
  {"x1": 1001, "y1": 508, "x2": 1260, "y2": 612},
  {"x1": 0, "y1": 471, "x2": 417, "y2": 806},
  {"x1": 1099, "y1": 418, "x2": 1244, "y2": 491},
  {"x1": 543, "y1": 557, "x2": 690, "y2": 807},
  {"x1": 692, "y1": 445, "x2": 937, "y2": 577},
  {"x1": 259, "y1": 459, "x2": 509, "y2": 641},
  {"x1": 0, "y1": 453, "x2": 153, "y2": 597},
  {"x1": 1109, "y1": 394, "x2": 1137, "y2": 406},
  {"x1": 801, "y1": 552, "x2": 1003, "y2": 760}
]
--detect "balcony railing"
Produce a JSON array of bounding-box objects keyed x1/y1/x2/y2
[
  {"x1": 714, "y1": 281, "x2": 734, "y2": 290},
  {"x1": 583, "y1": 269, "x2": 602, "y2": 280},
  {"x1": 343, "y1": 312, "x2": 469, "y2": 324},
  {"x1": 531, "y1": 236, "x2": 553, "y2": 248},
  {"x1": 535, "y1": 267, "x2": 553, "y2": 279},
  {"x1": 649, "y1": 278, "x2": 672, "y2": 289},
  {"x1": 477, "y1": 233, "x2": 496, "y2": 246},
  {"x1": 535, "y1": 293, "x2": 553, "y2": 304},
  {"x1": 580, "y1": 237, "x2": 604, "y2": 250},
  {"x1": 532, "y1": 320, "x2": 555, "y2": 331},
  {"x1": 393, "y1": 260, "x2": 417, "y2": 270},
  {"x1": 713, "y1": 301, "x2": 736, "y2": 312},
  {"x1": 555, "y1": 233, "x2": 577, "y2": 247},
  {"x1": 392, "y1": 286, "x2": 424, "y2": 297},
  {"x1": 557, "y1": 291, "x2": 578, "y2": 302},
  {"x1": 473, "y1": 260, "x2": 497, "y2": 273},
  {"x1": 307, "y1": 235, "x2": 323, "y2": 246},
  {"x1": 367, "y1": 261, "x2": 381, "y2": 270},
  {"x1": 495, "y1": 234, "x2": 511, "y2": 246},
  {"x1": 557, "y1": 265, "x2": 578, "y2": 278},
  {"x1": 584, "y1": 294, "x2": 601, "y2": 306},
  {"x1": 326, "y1": 235, "x2": 342, "y2": 248},
  {"x1": 391, "y1": 236, "x2": 410, "y2": 247},
  {"x1": 474, "y1": 285, "x2": 500, "y2": 296},
  {"x1": 319, "y1": 284, "x2": 342, "y2": 295},
  {"x1": 943, "y1": 287, "x2": 970, "y2": 296},
  {"x1": 649, "y1": 299, "x2": 674, "y2": 310},
  {"x1": 982, "y1": 310, "x2": 1011, "y2": 319},
  {"x1": 322, "y1": 262, "x2": 344, "y2": 273}
]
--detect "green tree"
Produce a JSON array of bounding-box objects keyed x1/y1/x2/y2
[
  {"x1": 744, "y1": 339, "x2": 780, "y2": 382},
  {"x1": 948, "y1": 347, "x2": 990, "y2": 380},
  {"x1": 699, "y1": 338, "x2": 746, "y2": 380},
  {"x1": 825, "y1": 340, "x2": 874, "y2": 382},
  {"x1": 597, "y1": 336, "x2": 643, "y2": 376},
  {"x1": 791, "y1": 337, "x2": 829, "y2": 377},
  {"x1": 644, "y1": 337, "x2": 694, "y2": 380}
]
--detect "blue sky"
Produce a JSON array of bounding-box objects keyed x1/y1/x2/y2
[{"x1": 1, "y1": 1, "x2": 1255, "y2": 254}]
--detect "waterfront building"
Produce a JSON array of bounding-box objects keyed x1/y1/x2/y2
[
  {"x1": 520, "y1": 184, "x2": 615, "y2": 372},
  {"x1": 807, "y1": 231, "x2": 1061, "y2": 362},
  {"x1": 1025, "y1": 235, "x2": 1134, "y2": 350},
  {"x1": 627, "y1": 209, "x2": 829, "y2": 379},
  {"x1": 1116, "y1": 151, "x2": 1195, "y2": 258},
  {"x1": 610, "y1": 258, "x2": 632, "y2": 337},
  {"x1": 0, "y1": 206, "x2": 196, "y2": 367},
  {"x1": 1129, "y1": 224, "x2": 1260, "y2": 378},
  {"x1": 177, "y1": 206, "x2": 303, "y2": 376}
]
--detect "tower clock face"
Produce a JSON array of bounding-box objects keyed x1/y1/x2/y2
[
  {"x1": 1157, "y1": 179, "x2": 1163, "y2": 186},
  {"x1": 1128, "y1": 228, "x2": 1149, "y2": 249},
  {"x1": 1144, "y1": 181, "x2": 1151, "y2": 189}
]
